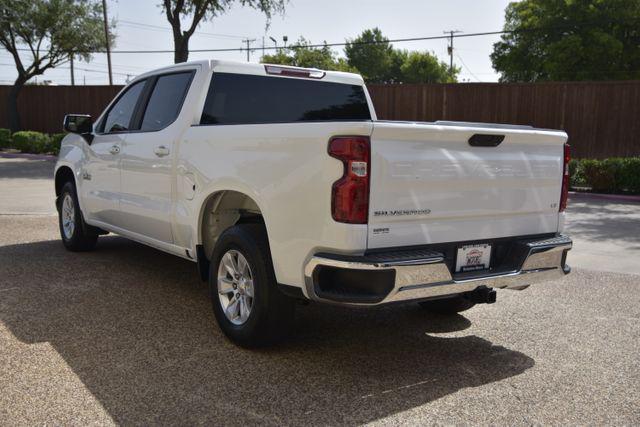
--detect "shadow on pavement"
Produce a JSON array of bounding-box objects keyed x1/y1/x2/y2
[
  {"x1": 0, "y1": 158, "x2": 56, "y2": 180},
  {"x1": 0, "y1": 236, "x2": 535, "y2": 424},
  {"x1": 566, "y1": 199, "x2": 640, "y2": 247}
]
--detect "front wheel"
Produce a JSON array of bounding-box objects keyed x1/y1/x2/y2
[
  {"x1": 58, "y1": 181, "x2": 98, "y2": 251},
  {"x1": 209, "y1": 224, "x2": 295, "y2": 348}
]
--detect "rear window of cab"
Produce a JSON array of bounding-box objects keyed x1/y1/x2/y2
[{"x1": 200, "y1": 73, "x2": 371, "y2": 125}]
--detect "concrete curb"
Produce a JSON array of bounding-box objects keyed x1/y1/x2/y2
[
  {"x1": 569, "y1": 191, "x2": 640, "y2": 203},
  {"x1": 0, "y1": 152, "x2": 57, "y2": 161}
]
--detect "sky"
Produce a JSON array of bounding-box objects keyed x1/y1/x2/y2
[{"x1": 0, "y1": 0, "x2": 514, "y2": 86}]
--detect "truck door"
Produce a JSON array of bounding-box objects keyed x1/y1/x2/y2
[
  {"x1": 81, "y1": 80, "x2": 146, "y2": 226},
  {"x1": 119, "y1": 71, "x2": 195, "y2": 244}
]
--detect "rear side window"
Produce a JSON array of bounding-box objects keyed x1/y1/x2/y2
[
  {"x1": 102, "y1": 80, "x2": 145, "y2": 133},
  {"x1": 200, "y1": 73, "x2": 371, "y2": 125},
  {"x1": 140, "y1": 72, "x2": 193, "y2": 131}
]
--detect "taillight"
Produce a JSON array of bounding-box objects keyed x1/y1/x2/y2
[
  {"x1": 328, "y1": 136, "x2": 370, "y2": 224},
  {"x1": 560, "y1": 143, "x2": 570, "y2": 212}
]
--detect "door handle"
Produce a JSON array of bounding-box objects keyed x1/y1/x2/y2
[
  {"x1": 109, "y1": 145, "x2": 120, "y2": 155},
  {"x1": 154, "y1": 145, "x2": 170, "y2": 157}
]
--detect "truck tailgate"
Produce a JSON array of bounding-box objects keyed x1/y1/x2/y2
[{"x1": 368, "y1": 121, "x2": 568, "y2": 249}]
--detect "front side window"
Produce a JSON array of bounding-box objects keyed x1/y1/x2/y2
[
  {"x1": 140, "y1": 72, "x2": 193, "y2": 131},
  {"x1": 200, "y1": 73, "x2": 371, "y2": 125},
  {"x1": 102, "y1": 80, "x2": 145, "y2": 133}
]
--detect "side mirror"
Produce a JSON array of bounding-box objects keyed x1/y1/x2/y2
[
  {"x1": 63, "y1": 114, "x2": 93, "y2": 144},
  {"x1": 63, "y1": 114, "x2": 93, "y2": 134}
]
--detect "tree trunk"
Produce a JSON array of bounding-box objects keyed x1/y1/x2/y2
[
  {"x1": 174, "y1": 34, "x2": 190, "y2": 63},
  {"x1": 7, "y1": 78, "x2": 26, "y2": 133}
]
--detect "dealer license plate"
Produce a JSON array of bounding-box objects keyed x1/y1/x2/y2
[{"x1": 456, "y1": 243, "x2": 492, "y2": 272}]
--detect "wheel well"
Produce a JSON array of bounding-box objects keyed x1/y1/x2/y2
[
  {"x1": 200, "y1": 190, "x2": 264, "y2": 261},
  {"x1": 55, "y1": 166, "x2": 75, "y2": 196}
]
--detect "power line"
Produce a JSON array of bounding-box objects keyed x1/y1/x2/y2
[
  {"x1": 455, "y1": 53, "x2": 482, "y2": 82},
  {"x1": 119, "y1": 19, "x2": 248, "y2": 40},
  {"x1": 10, "y1": 29, "x2": 513, "y2": 55},
  {"x1": 9, "y1": 20, "x2": 631, "y2": 56}
]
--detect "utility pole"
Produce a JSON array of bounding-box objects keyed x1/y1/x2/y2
[
  {"x1": 444, "y1": 30, "x2": 461, "y2": 79},
  {"x1": 243, "y1": 38, "x2": 256, "y2": 62},
  {"x1": 102, "y1": 0, "x2": 113, "y2": 85},
  {"x1": 69, "y1": 53, "x2": 75, "y2": 86}
]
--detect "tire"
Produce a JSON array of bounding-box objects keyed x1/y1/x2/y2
[
  {"x1": 418, "y1": 295, "x2": 476, "y2": 314},
  {"x1": 58, "y1": 181, "x2": 98, "y2": 251},
  {"x1": 209, "y1": 223, "x2": 295, "y2": 348}
]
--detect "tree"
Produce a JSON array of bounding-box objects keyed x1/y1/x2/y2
[
  {"x1": 0, "y1": 0, "x2": 109, "y2": 132},
  {"x1": 345, "y1": 28, "x2": 457, "y2": 83},
  {"x1": 162, "y1": 0, "x2": 286, "y2": 63},
  {"x1": 344, "y1": 28, "x2": 395, "y2": 82},
  {"x1": 491, "y1": 0, "x2": 640, "y2": 82},
  {"x1": 401, "y1": 51, "x2": 459, "y2": 83},
  {"x1": 261, "y1": 38, "x2": 356, "y2": 72}
]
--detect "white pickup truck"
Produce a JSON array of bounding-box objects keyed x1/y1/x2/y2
[{"x1": 55, "y1": 60, "x2": 572, "y2": 347}]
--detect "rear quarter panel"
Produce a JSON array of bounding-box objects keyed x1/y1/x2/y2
[{"x1": 176, "y1": 121, "x2": 374, "y2": 288}]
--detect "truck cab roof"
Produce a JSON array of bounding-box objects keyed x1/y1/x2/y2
[{"x1": 134, "y1": 59, "x2": 365, "y2": 86}]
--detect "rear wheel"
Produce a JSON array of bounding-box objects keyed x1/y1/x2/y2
[
  {"x1": 418, "y1": 295, "x2": 476, "y2": 314},
  {"x1": 209, "y1": 224, "x2": 295, "y2": 348},
  {"x1": 58, "y1": 181, "x2": 98, "y2": 251}
]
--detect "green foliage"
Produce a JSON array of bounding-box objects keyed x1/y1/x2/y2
[
  {"x1": 0, "y1": 0, "x2": 110, "y2": 68},
  {"x1": 344, "y1": 28, "x2": 456, "y2": 83},
  {"x1": 618, "y1": 158, "x2": 640, "y2": 193},
  {"x1": 48, "y1": 133, "x2": 67, "y2": 156},
  {"x1": 491, "y1": 0, "x2": 640, "y2": 82},
  {"x1": 12, "y1": 131, "x2": 51, "y2": 154},
  {"x1": 0, "y1": 128, "x2": 11, "y2": 149},
  {"x1": 0, "y1": 0, "x2": 112, "y2": 131},
  {"x1": 569, "y1": 159, "x2": 586, "y2": 187},
  {"x1": 570, "y1": 158, "x2": 640, "y2": 193},
  {"x1": 261, "y1": 38, "x2": 357, "y2": 72},
  {"x1": 344, "y1": 28, "x2": 396, "y2": 82},
  {"x1": 401, "y1": 51, "x2": 460, "y2": 83},
  {"x1": 264, "y1": 29, "x2": 457, "y2": 84},
  {"x1": 581, "y1": 159, "x2": 622, "y2": 192}
]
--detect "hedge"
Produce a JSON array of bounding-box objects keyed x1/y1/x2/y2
[
  {"x1": 571, "y1": 158, "x2": 640, "y2": 194},
  {"x1": 0, "y1": 128, "x2": 11, "y2": 149},
  {"x1": 11, "y1": 131, "x2": 52, "y2": 154},
  {"x1": 0, "y1": 130, "x2": 65, "y2": 155}
]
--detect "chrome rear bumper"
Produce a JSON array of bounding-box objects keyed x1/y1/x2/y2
[{"x1": 303, "y1": 235, "x2": 572, "y2": 306}]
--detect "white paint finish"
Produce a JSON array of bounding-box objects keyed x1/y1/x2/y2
[
  {"x1": 56, "y1": 59, "x2": 569, "y2": 291},
  {"x1": 119, "y1": 132, "x2": 175, "y2": 243},
  {"x1": 177, "y1": 121, "x2": 373, "y2": 286},
  {"x1": 368, "y1": 122, "x2": 567, "y2": 248},
  {"x1": 78, "y1": 132, "x2": 124, "y2": 225},
  {"x1": 118, "y1": 65, "x2": 203, "y2": 244}
]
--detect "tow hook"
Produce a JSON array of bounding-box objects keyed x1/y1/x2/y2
[{"x1": 466, "y1": 286, "x2": 497, "y2": 304}]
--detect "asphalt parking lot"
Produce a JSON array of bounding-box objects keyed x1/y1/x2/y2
[{"x1": 1, "y1": 156, "x2": 639, "y2": 425}]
